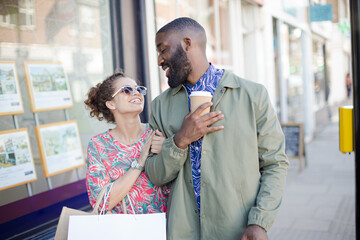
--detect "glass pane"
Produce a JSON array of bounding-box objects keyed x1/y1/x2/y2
[
  {"x1": 273, "y1": 18, "x2": 281, "y2": 118},
  {"x1": 178, "y1": 0, "x2": 197, "y2": 18},
  {"x1": 155, "y1": 0, "x2": 176, "y2": 30},
  {"x1": 9, "y1": 14, "x2": 18, "y2": 25},
  {"x1": 155, "y1": 0, "x2": 176, "y2": 92},
  {"x1": 203, "y1": 0, "x2": 217, "y2": 64},
  {"x1": 313, "y1": 41, "x2": 326, "y2": 108},
  {"x1": 287, "y1": 26, "x2": 304, "y2": 122},
  {"x1": 19, "y1": 12, "x2": 26, "y2": 25},
  {"x1": 219, "y1": 0, "x2": 231, "y2": 66},
  {"x1": 0, "y1": 0, "x2": 113, "y2": 198}
]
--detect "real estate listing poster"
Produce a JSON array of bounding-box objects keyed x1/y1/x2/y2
[
  {"x1": 23, "y1": 62, "x2": 73, "y2": 112},
  {"x1": 35, "y1": 120, "x2": 85, "y2": 177},
  {"x1": 0, "y1": 128, "x2": 37, "y2": 191},
  {"x1": 0, "y1": 61, "x2": 24, "y2": 116}
]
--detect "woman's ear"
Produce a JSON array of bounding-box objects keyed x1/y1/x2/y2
[{"x1": 105, "y1": 100, "x2": 116, "y2": 110}]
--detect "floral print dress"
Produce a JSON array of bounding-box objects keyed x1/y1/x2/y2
[{"x1": 86, "y1": 124, "x2": 169, "y2": 214}]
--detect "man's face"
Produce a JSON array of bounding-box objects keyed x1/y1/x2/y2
[{"x1": 156, "y1": 32, "x2": 192, "y2": 88}]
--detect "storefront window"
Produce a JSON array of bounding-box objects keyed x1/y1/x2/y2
[
  {"x1": 219, "y1": 0, "x2": 231, "y2": 66},
  {"x1": 0, "y1": 0, "x2": 113, "y2": 200},
  {"x1": 273, "y1": 18, "x2": 281, "y2": 118},
  {"x1": 154, "y1": 0, "x2": 232, "y2": 92},
  {"x1": 278, "y1": 22, "x2": 304, "y2": 123},
  {"x1": 313, "y1": 40, "x2": 327, "y2": 109},
  {"x1": 287, "y1": 26, "x2": 304, "y2": 122}
]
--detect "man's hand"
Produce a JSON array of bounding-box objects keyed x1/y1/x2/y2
[
  {"x1": 174, "y1": 102, "x2": 224, "y2": 149},
  {"x1": 240, "y1": 225, "x2": 268, "y2": 240}
]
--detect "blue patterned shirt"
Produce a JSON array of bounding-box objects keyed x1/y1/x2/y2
[{"x1": 184, "y1": 63, "x2": 224, "y2": 215}]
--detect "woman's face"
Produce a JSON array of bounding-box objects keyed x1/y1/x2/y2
[{"x1": 107, "y1": 77, "x2": 145, "y2": 115}]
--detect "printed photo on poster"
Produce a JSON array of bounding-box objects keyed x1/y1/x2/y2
[
  {"x1": 0, "y1": 128, "x2": 37, "y2": 191},
  {"x1": 23, "y1": 62, "x2": 73, "y2": 112},
  {"x1": 35, "y1": 120, "x2": 85, "y2": 177},
  {"x1": 0, "y1": 61, "x2": 24, "y2": 116}
]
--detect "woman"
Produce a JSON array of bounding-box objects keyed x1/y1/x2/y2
[{"x1": 84, "y1": 71, "x2": 167, "y2": 214}]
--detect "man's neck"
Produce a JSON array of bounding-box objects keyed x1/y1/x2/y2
[{"x1": 186, "y1": 61, "x2": 210, "y2": 86}]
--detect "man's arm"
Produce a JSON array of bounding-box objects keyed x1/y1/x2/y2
[
  {"x1": 145, "y1": 101, "x2": 224, "y2": 186},
  {"x1": 246, "y1": 86, "x2": 289, "y2": 232},
  {"x1": 145, "y1": 99, "x2": 188, "y2": 186},
  {"x1": 145, "y1": 135, "x2": 188, "y2": 186}
]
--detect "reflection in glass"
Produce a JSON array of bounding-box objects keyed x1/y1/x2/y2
[{"x1": 0, "y1": 0, "x2": 113, "y2": 159}]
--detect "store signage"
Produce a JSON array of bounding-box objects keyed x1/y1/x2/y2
[
  {"x1": 310, "y1": 4, "x2": 333, "y2": 22},
  {"x1": 338, "y1": 19, "x2": 351, "y2": 38}
]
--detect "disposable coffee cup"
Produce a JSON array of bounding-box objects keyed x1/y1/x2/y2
[{"x1": 189, "y1": 91, "x2": 213, "y2": 116}]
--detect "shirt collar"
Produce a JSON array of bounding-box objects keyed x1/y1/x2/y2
[
  {"x1": 184, "y1": 63, "x2": 216, "y2": 92},
  {"x1": 172, "y1": 63, "x2": 227, "y2": 95}
]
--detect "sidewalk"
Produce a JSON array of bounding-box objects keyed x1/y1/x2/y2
[{"x1": 268, "y1": 120, "x2": 355, "y2": 240}]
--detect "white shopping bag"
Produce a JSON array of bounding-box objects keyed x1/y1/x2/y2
[{"x1": 68, "y1": 213, "x2": 166, "y2": 240}]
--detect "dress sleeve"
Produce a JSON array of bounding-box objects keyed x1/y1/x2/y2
[{"x1": 86, "y1": 138, "x2": 112, "y2": 213}]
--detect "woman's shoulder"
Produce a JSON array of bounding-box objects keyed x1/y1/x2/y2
[
  {"x1": 139, "y1": 123, "x2": 151, "y2": 139},
  {"x1": 88, "y1": 130, "x2": 112, "y2": 146},
  {"x1": 143, "y1": 123, "x2": 150, "y2": 130}
]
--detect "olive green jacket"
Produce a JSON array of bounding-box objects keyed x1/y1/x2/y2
[{"x1": 145, "y1": 71, "x2": 289, "y2": 240}]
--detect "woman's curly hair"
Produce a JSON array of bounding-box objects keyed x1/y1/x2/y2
[{"x1": 84, "y1": 71, "x2": 127, "y2": 123}]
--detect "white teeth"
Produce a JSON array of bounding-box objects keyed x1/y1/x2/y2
[{"x1": 130, "y1": 99, "x2": 141, "y2": 103}]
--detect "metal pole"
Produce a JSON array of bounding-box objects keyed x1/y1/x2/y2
[
  {"x1": 26, "y1": 182, "x2": 33, "y2": 196},
  {"x1": 350, "y1": 0, "x2": 360, "y2": 239},
  {"x1": 64, "y1": 109, "x2": 70, "y2": 121},
  {"x1": 34, "y1": 113, "x2": 53, "y2": 190},
  {"x1": 12, "y1": 115, "x2": 19, "y2": 129},
  {"x1": 63, "y1": 109, "x2": 81, "y2": 180},
  {"x1": 33, "y1": 113, "x2": 40, "y2": 126},
  {"x1": 46, "y1": 178, "x2": 53, "y2": 190},
  {"x1": 13, "y1": 115, "x2": 33, "y2": 196}
]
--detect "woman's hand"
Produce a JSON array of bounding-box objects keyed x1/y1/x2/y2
[
  {"x1": 107, "y1": 130, "x2": 155, "y2": 211},
  {"x1": 151, "y1": 130, "x2": 165, "y2": 154},
  {"x1": 138, "y1": 130, "x2": 155, "y2": 166}
]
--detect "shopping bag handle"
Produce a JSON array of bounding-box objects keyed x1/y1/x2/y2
[
  {"x1": 92, "y1": 183, "x2": 111, "y2": 214},
  {"x1": 91, "y1": 183, "x2": 135, "y2": 215}
]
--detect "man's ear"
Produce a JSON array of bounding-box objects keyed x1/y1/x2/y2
[
  {"x1": 105, "y1": 100, "x2": 116, "y2": 110},
  {"x1": 183, "y1": 37, "x2": 191, "y2": 51}
]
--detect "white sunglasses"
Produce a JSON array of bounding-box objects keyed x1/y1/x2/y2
[{"x1": 111, "y1": 85, "x2": 147, "y2": 98}]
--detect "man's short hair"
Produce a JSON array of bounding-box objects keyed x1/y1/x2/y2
[{"x1": 157, "y1": 17, "x2": 205, "y2": 34}]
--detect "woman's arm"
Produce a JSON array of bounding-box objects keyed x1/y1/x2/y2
[{"x1": 108, "y1": 130, "x2": 155, "y2": 211}]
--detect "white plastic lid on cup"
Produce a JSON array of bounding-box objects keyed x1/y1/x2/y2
[{"x1": 189, "y1": 91, "x2": 212, "y2": 97}]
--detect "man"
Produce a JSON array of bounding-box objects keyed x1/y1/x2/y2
[{"x1": 145, "y1": 17, "x2": 288, "y2": 240}]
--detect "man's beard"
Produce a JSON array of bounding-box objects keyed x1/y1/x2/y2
[{"x1": 167, "y1": 45, "x2": 192, "y2": 88}]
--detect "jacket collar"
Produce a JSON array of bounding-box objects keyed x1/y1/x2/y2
[
  {"x1": 217, "y1": 70, "x2": 242, "y2": 89},
  {"x1": 171, "y1": 84, "x2": 186, "y2": 96}
]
